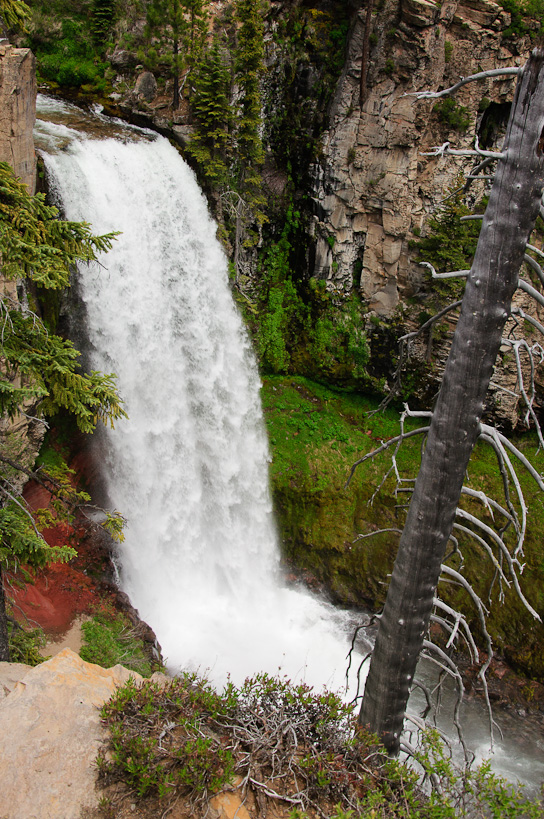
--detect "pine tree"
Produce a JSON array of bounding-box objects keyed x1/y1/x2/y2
[
  {"x1": 91, "y1": 0, "x2": 116, "y2": 48},
  {"x1": 145, "y1": 0, "x2": 208, "y2": 109},
  {"x1": 234, "y1": 0, "x2": 265, "y2": 174},
  {"x1": 188, "y1": 35, "x2": 231, "y2": 183},
  {"x1": 0, "y1": 161, "x2": 125, "y2": 661}
]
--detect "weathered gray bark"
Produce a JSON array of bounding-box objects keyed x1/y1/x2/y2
[
  {"x1": 0, "y1": 566, "x2": 10, "y2": 661},
  {"x1": 358, "y1": 49, "x2": 544, "y2": 755}
]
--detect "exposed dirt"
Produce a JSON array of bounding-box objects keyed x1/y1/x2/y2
[
  {"x1": 7, "y1": 475, "x2": 114, "y2": 637},
  {"x1": 6, "y1": 433, "x2": 158, "y2": 659}
]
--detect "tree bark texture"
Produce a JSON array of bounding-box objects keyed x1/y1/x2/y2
[
  {"x1": 0, "y1": 566, "x2": 10, "y2": 661},
  {"x1": 359, "y1": 49, "x2": 544, "y2": 754}
]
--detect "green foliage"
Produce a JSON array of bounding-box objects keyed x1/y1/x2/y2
[
  {"x1": 145, "y1": 0, "x2": 208, "y2": 104},
  {"x1": 256, "y1": 207, "x2": 308, "y2": 373},
  {"x1": 232, "y1": 0, "x2": 265, "y2": 215},
  {"x1": 31, "y1": 16, "x2": 110, "y2": 92},
  {"x1": 0, "y1": 502, "x2": 76, "y2": 571},
  {"x1": 91, "y1": 0, "x2": 116, "y2": 48},
  {"x1": 0, "y1": 0, "x2": 29, "y2": 31},
  {"x1": 0, "y1": 163, "x2": 124, "y2": 429},
  {"x1": 187, "y1": 35, "x2": 231, "y2": 184},
  {"x1": 99, "y1": 672, "x2": 238, "y2": 799},
  {"x1": 444, "y1": 40, "x2": 453, "y2": 62},
  {"x1": 7, "y1": 622, "x2": 47, "y2": 665},
  {"x1": 433, "y1": 97, "x2": 471, "y2": 132},
  {"x1": 500, "y1": 0, "x2": 544, "y2": 38},
  {"x1": 307, "y1": 287, "x2": 369, "y2": 382},
  {"x1": 412, "y1": 185, "x2": 482, "y2": 301},
  {"x1": 0, "y1": 161, "x2": 125, "y2": 657},
  {"x1": 384, "y1": 57, "x2": 395, "y2": 75},
  {"x1": 255, "y1": 206, "x2": 370, "y2": 386},
  {"x1": 80, "y1": 610, "x2": 153, "y2": 677},
  {"x1": 99, "y1": 673, "x2": 544, "y2": 816}
]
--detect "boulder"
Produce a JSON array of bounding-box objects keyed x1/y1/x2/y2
[
  {"x1": 134, "y1": 70, "x2": 158, "y2": 102},
  {"x1": 0, "y1": 649, "x2": 144, "y2": 819}
]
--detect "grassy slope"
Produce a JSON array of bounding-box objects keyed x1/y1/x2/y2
[{"x1": 262, "y1": 376, "x2": 544, "y2": 681}]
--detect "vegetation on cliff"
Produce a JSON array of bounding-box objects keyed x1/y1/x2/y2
[{"x1": 0, "y1": 161, "x2": 125, "y2": 661}]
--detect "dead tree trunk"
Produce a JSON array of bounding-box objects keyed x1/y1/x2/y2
[
  {"x1": 0, "y1": 566, "x2": 10, "y2": 661},
  {"x1": 358, "y1": 49, "x2": 544, "y2": 755}
]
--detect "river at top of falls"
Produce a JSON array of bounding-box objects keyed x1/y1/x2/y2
[
  {"x1": 35, "y1": 95, "x2": 544, "y2": 795},
  {"x1": 35, "y1": 95, "x2": 359, "y2": 691}
]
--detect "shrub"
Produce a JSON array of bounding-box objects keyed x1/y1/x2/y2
[{"x1": 433, "y1": 97, "x2": 471, "y2": 132}]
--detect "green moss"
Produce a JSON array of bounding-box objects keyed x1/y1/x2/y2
[
  {"x1": 80, "y1": 610, "x2": 154, "y2": 677},
  {"x1": 263, "y1": 376, "x2": 544, "y2": 680}
]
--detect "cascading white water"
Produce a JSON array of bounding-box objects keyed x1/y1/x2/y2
[{"x1": 36, "y1": 96, "x2": 358, "y2": 689}]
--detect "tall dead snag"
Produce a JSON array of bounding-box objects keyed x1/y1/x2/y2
[{"x1": 358, "y1": 49, "x2": 544, "y2": 755}]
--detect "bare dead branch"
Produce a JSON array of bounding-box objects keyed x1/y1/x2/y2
[
  {"x1": 422, "y1": 141, "x2": 504, "y2": 159},
  {"x1": 407, "y1": 67, "x2": 520, "y2": 100},
  {"x1": 345, "y1": 426, "x2": 430, "y2": 488}
]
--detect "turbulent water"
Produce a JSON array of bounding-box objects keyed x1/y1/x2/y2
[
  {"x1": 35, "y1": 95, "x2": 544, "y2": 793},
  {"x1": 35, "y1": 96, "x2": 357, "y2": 689}
]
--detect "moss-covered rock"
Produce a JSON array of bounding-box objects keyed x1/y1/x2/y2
[{"x1": 263, "y1": 376, "x2": 544, "y2": 682}]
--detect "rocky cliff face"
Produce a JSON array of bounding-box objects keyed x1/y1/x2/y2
[
  {"x1": 0, "y1": 42, "x2": 36, "y2": 192},
  {"x1": 311, "y1": 0, "x2": 521, "y2": 310},
  {"x1": 0, "y1": 42, "x2": 40, "y2": 483},
  {"x1": 309, "y1": 0, "x2": 544, "y2": 425}
]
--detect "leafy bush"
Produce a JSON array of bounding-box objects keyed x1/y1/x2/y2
[{"x1": 98, "y1": 672, "x2": 544, "y2": 817}]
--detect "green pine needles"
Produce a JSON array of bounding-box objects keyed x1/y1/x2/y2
[
  {"x1": 0, "y1": 0, "x2": 29, "y2": 32},
  {"x1": 91, "y1": 0, "x2": 116, "y2": 48},
  {"x1": 0, "y1": 161, "x2": 125, "y2": 660},
  {"x1": 187, "y1": 35, "x2": 231, "y2": 184},
  {"x1": 144, "y1": 0, "x2": 208, "y2": 107},
  {"x1": 0, "y1": 162, "x2": 124, "y2": 428}
]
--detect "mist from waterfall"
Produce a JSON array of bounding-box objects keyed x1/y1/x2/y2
[{"x1": 36, "y1": 96, "x2": 358, "y2": 690}]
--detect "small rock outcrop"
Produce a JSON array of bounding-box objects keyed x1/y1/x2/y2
[{"x1": 0, "y1": 649, "x2": 165, "y2": 819}]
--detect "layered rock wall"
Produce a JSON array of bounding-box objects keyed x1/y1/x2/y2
[
  {"x1": 0, "y1": 41, "x2": 36, "y2": 191},
  {"x1": 311, "y1": 0, "x2": 522, "y2": 313},
  {"x1": 311, "y1": 0, "x2": 544, "y2": 423}
]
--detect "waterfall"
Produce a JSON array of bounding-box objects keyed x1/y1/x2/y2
[
  {"x1": 35, "y1": 96, "x2": 356, "y2": 688},
  {"x1": 33, "y1": 97, "x2": 544, "y2": 791}
]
